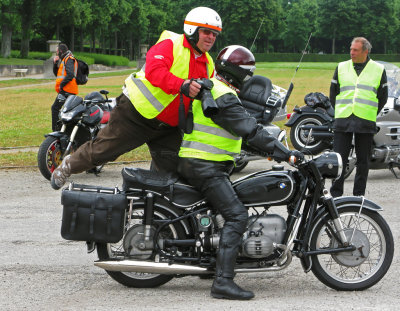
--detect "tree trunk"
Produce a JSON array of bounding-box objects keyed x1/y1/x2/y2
[
  {"x1": 20, "y1": 25, "x2": 30, "y2": 58},
  {"x1": 79, "y1": 30, "x2": 84, "y2": 52},
  {"x1": 114, "y1": 32, "x2": 118, "y2": 55},
  {"x1": 70, "y1": 24, "x2": 75, "y2": 52},
  {"x1": 1, "y1": 24, "x2": 12, "y2": 58},
  {"x1": 332, "y1": 28, "x2": 336, "y2": 55}
]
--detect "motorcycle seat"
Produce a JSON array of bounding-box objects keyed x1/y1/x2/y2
[
  {"x1": 121, "y1": 168, "x2": 205, "y2": 207},
  {"x1": 239, "y1": 75, "x2": 274, "y2": 122}
]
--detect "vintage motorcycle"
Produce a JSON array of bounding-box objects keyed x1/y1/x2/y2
[
  {"x1": 233, "y1": 75, "x2": 290, "y2": 172},
  {"x1": 286, "y1": 61, "x2": 400, "y2": 178},
  {"x1": 60, "y1": 151, "x2": 393, "y2": 291},
  {"x1": 38, "y1": 90, "x2": 116, "y2": 180}
]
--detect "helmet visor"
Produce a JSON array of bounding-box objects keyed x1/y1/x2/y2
[{"x1": 242, "y1": 65, "x2": 256, "y2": 82}]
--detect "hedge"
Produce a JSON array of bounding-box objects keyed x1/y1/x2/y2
[
  {"x1": 209, "y1": 52, "x2": 400, "y2": 63},
  {"x1": 8, "y1": 50, "x2": 128, "y2": 66}
]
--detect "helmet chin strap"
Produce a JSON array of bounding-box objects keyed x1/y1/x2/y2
[{"x1": 185, "y1": 33, "x2": 203, "y2": 55}]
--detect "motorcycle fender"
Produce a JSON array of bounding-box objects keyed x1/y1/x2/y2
[
  {"x1": 45, "y1": 131, "x2": 68, "y2": 139},
  {"x1": 284, "y1": 106, "x2": 331, "y2": 127},
  {"x1": 300, "y1": 196, "x2": 382, "y2": 273}
]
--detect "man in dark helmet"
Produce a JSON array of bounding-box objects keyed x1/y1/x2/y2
[
  {"x1": 177, "y1": 45, "x2": 303, "y2": 300},
  {"x1": 50, "y1": 7, "x2": 222, "y2": 190},
  {"x1": 51, "y1": 43, "x2": 78, "y2": 131}
]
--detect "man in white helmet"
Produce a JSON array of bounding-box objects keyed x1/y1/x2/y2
[
  {"x1": 51, "y1": 7, "x2": 222, "y2": 190},
  {"x1": 178, "y1": 45, "x2": 303, "y2": 300}
]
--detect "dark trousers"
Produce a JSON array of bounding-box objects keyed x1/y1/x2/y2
[
  {"x1": 330, "y1": 131, "x2": 373, "y2": 197},
  {"x1": 51, "y1": 96, "x2": 64, "y2": 131},
  {"x1": 68, "y1": 93, "x2": 182, "y2": 174},
  {"x1": 181, "y1": 165, "x2": 248, "y2": 278}
]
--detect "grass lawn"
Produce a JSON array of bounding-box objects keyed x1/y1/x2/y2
[{"x1": 0, "y1": 62, "x2": 362, "y2": 167}]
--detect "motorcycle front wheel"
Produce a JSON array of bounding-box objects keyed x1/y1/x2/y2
[
  {"x1": 290, "y1": 116, "x2": 330, "y2": 155},
  {"x1": 97, "y1": 203, "x2": 187, "y2": 288},
  {"x1": 309, "y1": 205, "x2": 394, "y2": 291},
  {"x1": 37, "y1": 136, "x2": 67, "y2": 180}
]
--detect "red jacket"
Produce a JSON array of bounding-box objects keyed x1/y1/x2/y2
[{"x1": 145, "y1": 36, "x2": 214, "y2": 126}]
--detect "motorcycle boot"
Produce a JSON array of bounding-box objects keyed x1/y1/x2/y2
[
  {"x1": 51, "y1": 155, "x2": 72, "y2": 190},
  {"x1": 211, "y1": 233, "x2": 254, "y2": 300}
]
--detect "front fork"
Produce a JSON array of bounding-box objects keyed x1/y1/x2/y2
[{"x1": 321, "y1": 189, "x2": 364, "y2": 246}]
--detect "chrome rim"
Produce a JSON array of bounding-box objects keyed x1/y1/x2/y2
[
  {"x1": 314, "y1": 212, "x2": 386, "y2": 284},
  {"x1": 294, "y1": 117, "x2": 323, "y2": 148}
]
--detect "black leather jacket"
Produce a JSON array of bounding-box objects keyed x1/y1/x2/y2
[{"x1": 178, "y1": 93, "x2": 290, "y2": 179}]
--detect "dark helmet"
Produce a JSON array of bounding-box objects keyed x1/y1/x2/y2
[{"x1": 216, "y1": 45, "x2": 256, "y2": 89}]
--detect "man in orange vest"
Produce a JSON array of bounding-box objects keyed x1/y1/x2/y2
[
  {"x1": 51, "y1": 7, "x2": 221, "y2": 190},
  {"x1": 51, "y1": 43, "x2": 78, "y2": 131}
]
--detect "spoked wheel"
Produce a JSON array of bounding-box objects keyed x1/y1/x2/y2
[
  {"x1": 97, "y1": 203, "x2": 187, "y2": 288},
  {"x1": 310, "y1": 206, "x2": 394, "y2": 290},
  {"x1": 290, "y1": 116, "x2": 330, "y2": 155},
  {"x1": 37, "y1": 136, "x2": 64, "y2": 180}
]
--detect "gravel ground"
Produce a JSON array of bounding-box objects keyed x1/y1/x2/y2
[{"x1": 0, "y1": 159, "x2": 399, "y2": 311}]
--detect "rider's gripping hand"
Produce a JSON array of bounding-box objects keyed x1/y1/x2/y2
[{"x1": 288, "y1": 150, "x2": 305, "y2": 165}]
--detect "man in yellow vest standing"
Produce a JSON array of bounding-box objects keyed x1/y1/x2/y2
[
  {"x1": 330, "y1": 37, "x2": 388, "y2": 197},
  {"x1": 51, "y1": 7, "x2": 221, "y2": 190},
  {"x1": 178, "y1": 45, "x2": 303, "y2": 300},
  {"x1": 51, "y1": 43, "x2": 78, "y2": 131}
]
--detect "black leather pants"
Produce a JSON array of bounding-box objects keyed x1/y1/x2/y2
[{"x1": 180, "y1": 167, "x2": 248, "y2": 278}]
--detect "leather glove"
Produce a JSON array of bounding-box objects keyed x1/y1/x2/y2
[{"x1": 288, "y1": 150, "x2": 305, "y2": 165}]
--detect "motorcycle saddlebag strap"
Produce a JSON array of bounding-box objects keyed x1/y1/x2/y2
[{"x1": 61, "y1": 187, "x2": 127, "y2": 243}]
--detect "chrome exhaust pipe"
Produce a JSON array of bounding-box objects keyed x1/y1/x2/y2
[
  {"x1": 94, "y1": 260, "x2": 213, "y2": 275},
  {"x1": 94, "y1": 252, "x2": 292, "y2": 275}
]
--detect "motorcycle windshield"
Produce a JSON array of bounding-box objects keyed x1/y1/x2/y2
[
  {"x1": 62, "y1": 95, "x2": 84, "y2": 113},
  {"x1": 376, "y1": 61, "x2": 400, "y2": 98}
]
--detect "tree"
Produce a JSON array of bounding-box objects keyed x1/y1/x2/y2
[
  {"x1": 0, "y1": 0, "x2": 21, "y2": 57},
  {"x1": 19, "y1": 0, "x2": 38, "y2": 58},
  {"x1": 316, "y1": 0, "x2": 360, "y2": 54},
  {"x1": 358, "y1": 0, "x2": 399, "y2": 54},
  {"x1": 282, "y1": 0, "x2": 317, "y2": 53}
]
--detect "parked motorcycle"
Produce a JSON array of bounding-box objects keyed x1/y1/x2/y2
[
  {"x1": 233, "y1": 75, "x2": 290, "y2": 172},
  {"x1": 60, "y1": 151, "x2": 393, "y2": 291},
  {"x1": 38, "y1": 90, "x2": 116, "y2": 180},
  {"x1": 286, "y1": 61, "x2": 400, "y2": 178}
]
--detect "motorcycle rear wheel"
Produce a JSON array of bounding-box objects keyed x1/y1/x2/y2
[
  {"x1": 310, "y1": 206, "x2": 393, "y2": 290},
  {"x1": 97, "y1": 203, "x2": 187, "y2": 288},
  {"x1": 290, "y1": 116, "x2": 330, "y2": 155}
]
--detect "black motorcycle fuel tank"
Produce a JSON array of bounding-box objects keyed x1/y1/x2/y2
[
  {"x1": 82, "y1": 105, "x2": 103, "y2": 126},
  {"x1": 233, "y1": 168, "x2": 296, "y2": 206}
]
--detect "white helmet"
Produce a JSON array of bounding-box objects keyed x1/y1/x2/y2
[{"x1": 184, "y1": 7, "x2": 222, "y2": 38}]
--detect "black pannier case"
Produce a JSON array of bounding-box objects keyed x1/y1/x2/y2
[{"x1": 61, "y1": 184, "x2": 127, "y2": 243}]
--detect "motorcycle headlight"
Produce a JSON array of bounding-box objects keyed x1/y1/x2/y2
[
  {"x1": 314, "y1": 151, "x2": 343, "y2": 180},
  {"x1": 60, "y1": 110, "x2": 75, "y2": 121}
]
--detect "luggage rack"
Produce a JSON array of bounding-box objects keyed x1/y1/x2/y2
[{"x1": 67, "y1": 182, "x2": 119, "y2": 194}]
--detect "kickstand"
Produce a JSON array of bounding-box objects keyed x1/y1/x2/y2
[{"x1": 389, "y1": 163, "x2": 400, "y2": 179}]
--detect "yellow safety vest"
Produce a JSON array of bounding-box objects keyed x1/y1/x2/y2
[
  {"x1": 335, "y1": 59, "x2": 384, "y2": 122},
  {"x1": 124, "y1": 30, "x2": 214, "y2": 119},
  {"x1": 179, "y1": 78, "x2": 242, "y2": 162}
]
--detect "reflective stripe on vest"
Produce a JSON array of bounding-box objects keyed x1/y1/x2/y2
[
  {"x1": 124, "y1": 30, "x2": 214, "y2": 119},
  {"x1": 335, "y1": 59, "x2": 384, "y2": 122},
  {"x1": 179, "y1": 78, "x2": 241, "y2": 162},
  {"x1": 55, "y1": 55, "x2": 78, "y2": 94}
]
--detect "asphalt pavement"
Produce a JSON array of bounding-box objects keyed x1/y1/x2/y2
[{"x1": 0, "y1": 159, "x2": 399, "y2": 310}]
